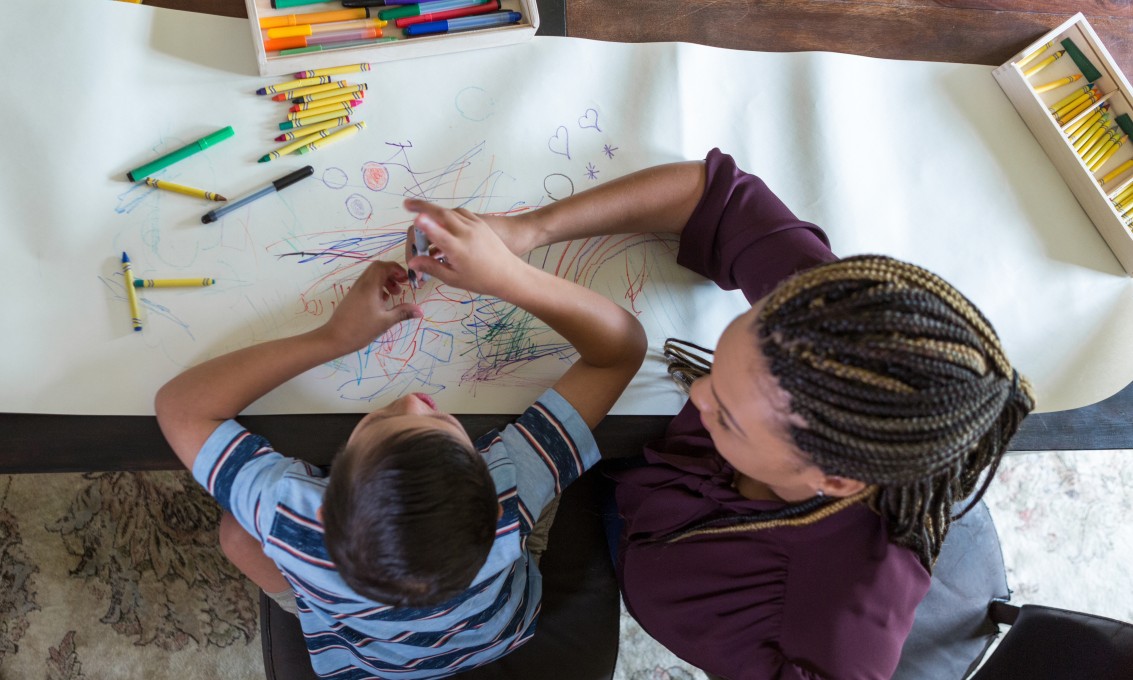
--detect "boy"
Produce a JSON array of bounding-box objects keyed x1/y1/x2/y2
[{"x1": 155, "y1": 199, "x2": 646, "y2": 678}]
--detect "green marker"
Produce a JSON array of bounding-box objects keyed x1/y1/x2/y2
[
  {"x1": 280, "y1": 38, "x2": 398, "y2": 56},
  {"x1": 126, "y1": 126, "x2": 234, "y2": 182},
  {"x1": 271, "y1": 0, "x2": 331, "y2": 8}
]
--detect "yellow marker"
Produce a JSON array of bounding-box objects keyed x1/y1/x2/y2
[
  {"x1": 1015, "y1": 41, "x2": 1053, "y2": 68},
  {"x1": 144, "y1": 178, "x2": 227, "y2": 202},
  {"x1": 256, "y1": 75, "x2": 333, "y2": 96},
  {"x1": 1022, "y1": 50, "x2": 1065, "y2": 78},
  {"x1": 134, "y1": 278, "x2": 216, "y2": 288},
  {"x1": 1092, "y1": 136, "x2": 1129, "y2": 172},
  {"x1": 295, "y1": 63, "x2": 372, "y2": 79},
  {"x1": 287, "y1": 101, "x2": 356, "y2": 121},
  {"x1": 298, "y1": 84, "x2": 367, "y2": 103},
  {"x1": 266, "y1": 18, "x2": 386, "y2": 39},
  {"x1": 1034, "y1": 73, "x2": 1082, "y2": 94},
  {"x1": 274, "y1": 118, "x2": 349, "y2": 142},
  {"x1": 121, "y1": 252, "x2": 142, "y2": 332},
  {"x1": 296, "y1": 121, "x2": 366, "y2": 156},
  {"x1": 1084, "y1": 130, "x2": 1121, "y2": 166},
  {"x1": 1101, "y1": 159, "x2": 1133, "y2": 185},
  {"x1": 271, "y1": 81, "x2": 357, "y2": 101},
  {"x1": 292, "y1": 91, "x2": 364, "y2": 109}
]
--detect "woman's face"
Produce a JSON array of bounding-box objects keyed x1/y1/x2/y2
[{"x1": 688, "y1": 306, "x2": 833, "y2": 501}]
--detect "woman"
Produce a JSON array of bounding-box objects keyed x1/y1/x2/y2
[{"x1": 483, "y1": 148, "x2": 1034, "y2": 679}]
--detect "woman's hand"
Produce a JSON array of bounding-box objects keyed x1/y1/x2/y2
[
  {"x1": 403, "y1": 199, "x2": 529, "y2": 299},
  {"x1": 323, "y1": 260, "x2": 422, "y2": 352}
]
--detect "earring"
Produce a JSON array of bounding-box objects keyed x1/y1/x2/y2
[{"x1": 815, "y1": 489, "x2": 826, "y2": 498}]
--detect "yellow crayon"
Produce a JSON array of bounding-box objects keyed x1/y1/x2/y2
[
  {"x1": 271, "y1": 81, "x2": 357, "y2": 101},
  {"x1": 297, "y1": 84, "x2": 367, "y2": 103},
  {"x1": 260, "y1": 125, "x2": 348, "y2": 162},
  {"x1": 1052, "y1": 86, "x2": 1096, "y2": 118},
  {"x1": 266, "y1": 19, "x2": 386, "y2": 40},
  {"x1": 144, "y1": 178, "x2": 227, "y2": 202},
  {"x1": 274, "y1": 118, "x2": 349, "y2": 142},
  {"x1": 1015, "y1": 41, "x2": 1054, "y2": 68},
  {"x1": 257, "y1": 75, "x2": 333, "y2": 96},
  {"x1": 291, "y1": 91, "x2": 364, "y2": 110},
  {"x1": 1101, "y1": 159, "x2": 1133, "y2": 185},
  {"x1": 1023, "y1": 50, "x2": 1065, "y2": 77},
  {"x1": 1064, "y1": 93, "x2": 1115, "y2": 133},
  {"x1": 296, "y1": 121, "x2": 366, "y2": 156},
  {"x1": 1084, "y1": 130, "x2": 1121, "y2": 167},
  {"x1": 1067, "y1": 111, "x2": 1105, "y2": 141},
  {"x1": 1073, "y1": 121, "x2": 1109, "y2": 153},
  {"x1": 1081, "y1": 127, "x2": 1117, "y2": 162},
  {"x1": 1107, "y1": 176, "x2": 1133, "y2": 201},
  {"x1": 1034, "y1": 73, "x2": 1083, "y2": 94},
  {"x1": 1056, "y1": 91, "x2": 1100, "y2": 124},
  {"x1": 287, "y1": 101, "x2": 357, "y2": 121},
  {"x1": 295, "y1": 63, "x2": 372, "y2": 79},
  {"x1": 121, "y1": 252, "x2": 142, "y2": 332},
  {"x1": 1115, "y1": 184, "x2": 1133, "y2": 207},
  {"x1": 1091, "y1": 136, "x2": 1129, "y2": 172},
  {"x1": 134, "y1": 278, "x2": 216, "y2": 288},
  {"x1": 1049, "y1": 84, "x2": 1093, "y2": 112},
  {"x1": 279, "y1": 109, "x2": 354, "y2": 130}
]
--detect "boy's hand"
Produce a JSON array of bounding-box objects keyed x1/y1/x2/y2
[
  {"x1": 404, "y1": 199, "x2": 527, "y2": 299},
  {"x1": 324, "y1": 260, "x2": 422, "y2": 352}
]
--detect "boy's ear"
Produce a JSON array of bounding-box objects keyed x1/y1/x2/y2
[
  {"x1": 498, "y1": 503, "x2": 503, "y2": 520},
  {"x1": 317, "y1": 506, "x2": 324, "y2": 523}
]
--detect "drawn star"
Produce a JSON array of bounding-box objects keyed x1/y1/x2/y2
[
  {"x1": 585, "y1": 162, "x2": 599, "y2": 180},
  {"x1": 602, "y1": 144, "x2": 618, "y2": 159}
]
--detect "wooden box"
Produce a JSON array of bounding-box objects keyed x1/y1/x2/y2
[
  {"x1": 993, "y1": 13, "x2": 1133, "y2": 275},
  {"x1": 245, "y1": 0, "x2": 539, "y2": 77}
]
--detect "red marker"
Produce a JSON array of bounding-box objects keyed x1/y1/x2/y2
[{"x1": 396, "y1": 0, "x2": 499, "y2": 27}]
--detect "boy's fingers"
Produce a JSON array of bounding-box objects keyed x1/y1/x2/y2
[
  {"x1": 389, "y1": 302, "x2": 423, "y2": 321},
  {"x1": 408, "y1": 254, "x2": 452, "y2": 279}
]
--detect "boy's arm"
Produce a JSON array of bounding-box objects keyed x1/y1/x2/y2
[
  {"x1": 484, "y1": 160, "x2": 707, "y2": 256},
  {"x1": 406, "y1": 201, "x2": 646, "y2": 430},
  {"x1": 154, "y1": 261, "x2": 422, "y2": 471}
]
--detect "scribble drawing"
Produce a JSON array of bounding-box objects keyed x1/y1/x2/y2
[
  {"x1": 362, "y1": 163, "x2": 389, "y2": 191},
  {"x1": 585, "y1": 163, "x2": 599, "y2": 180},
  {"x1": 420, "y1": 328, "x2": 454, "y2": 363},
  {"x1": 544, "y1": 173, "x2": 575, "y2": 202},
  {"x1": 578, "y1": 108, "x2": 601, "y2": 132},
  {"x1": 345, "y1": 194, "x2": 373, "y2": 220},
  {"x1": 461, "y1": 298, "x2": 574, "y2": 385},
  {"x1": 548, "y1": 126, "x2": 570, "y2": 159},
  {"x1": 455, "y1": 86, "x2": 495, "y2": 122}
]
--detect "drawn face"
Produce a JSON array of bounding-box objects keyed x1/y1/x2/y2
[
  {"x1": 687, "y1": 306, "x2": 828, "y2": 501},
  {"x1": 346, "y1": 393, "x2": 472, "y2": 456}
]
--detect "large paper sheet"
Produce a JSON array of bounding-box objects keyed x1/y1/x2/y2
[{"x1": 2, "y1": 1, "x2": 1130, "y2": 416}]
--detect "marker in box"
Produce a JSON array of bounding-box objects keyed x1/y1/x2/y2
[{"x1": 403, "y1": 11, "x2": 521, "y2": 37}]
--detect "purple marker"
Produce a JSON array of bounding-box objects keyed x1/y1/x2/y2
[{"x1": 403, "y1": 10, "x2": 521, "y2": 36}]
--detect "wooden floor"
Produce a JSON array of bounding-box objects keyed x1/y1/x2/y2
[{"x1": 148, "y1": 0, "x2": 1133, "y2": 74}]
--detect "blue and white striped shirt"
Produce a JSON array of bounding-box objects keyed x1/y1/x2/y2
[{"x1": 192, "y1": 389, "x2": 599, "y2": 679}]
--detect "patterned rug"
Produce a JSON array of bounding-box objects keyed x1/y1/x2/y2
[
  {"x1": 3, "y1": 450, "x2": 1131, "y2": 679},
  {"x1": 0, "y1": 472, "x2": 261, "y2": 679}
]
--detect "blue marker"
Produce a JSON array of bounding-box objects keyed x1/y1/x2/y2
[
  {"x1": 201, "y1": 166, "x2": 314, "y2": 224},
  {"x1": 403, "y1": 10, "x2": 521, "y2": 36}
]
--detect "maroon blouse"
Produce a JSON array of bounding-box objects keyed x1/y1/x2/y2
[{"x1": 612, "y1": 149, "x2": 931, "y2": 679}]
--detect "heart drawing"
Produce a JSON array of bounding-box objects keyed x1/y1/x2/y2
[
  {"x1": 578, "y1": 108, "x2": 601, "y2": 132},
  {"x1": 548, "y1": 126, "x2": 570, "y2": 159}
]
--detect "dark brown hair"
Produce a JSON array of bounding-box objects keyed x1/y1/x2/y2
[{"x1": 322, "y1": 428, "x2": 498, "y2": 607}]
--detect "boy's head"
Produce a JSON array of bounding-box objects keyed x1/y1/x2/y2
[{"x1": 322, "y1": 393, "x2": 498, "y2": 608}]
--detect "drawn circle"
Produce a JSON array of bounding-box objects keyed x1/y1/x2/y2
[
  {"x1": 544, "y1": 173, "x2": 575, "y2": 202},
  {"x1": 345, "y1": 194, "x2": 372, "y2": 220},
  {"x1": 455, "y1": 86, "x2": 495, "y2": 122},
  {"x1": 362, "y1": 162, "x2": 389, "y2": 191},
  {"x1": 322, "y1": 167, "x2": 349, "y2": 189}
]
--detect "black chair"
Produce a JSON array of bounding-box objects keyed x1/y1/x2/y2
[
  {"x1": 968, "y1": 601, "x2": 1133, "y2": 680},
  {"x1": 260, "y1": 469, "x2": 620, "y2": 680}
]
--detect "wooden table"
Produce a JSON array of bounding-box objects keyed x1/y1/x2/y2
[{"x1": 4, "y1": 0, "x2": 1131, "y2": 473}]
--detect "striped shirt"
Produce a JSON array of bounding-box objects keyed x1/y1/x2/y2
[{"x1": 192, "y1": 389, "x2": 599, "y2": 679}]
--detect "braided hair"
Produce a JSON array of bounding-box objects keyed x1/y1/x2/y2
[{"x1": 666, "y1": 255, "x2": 1035, "y2": 571}]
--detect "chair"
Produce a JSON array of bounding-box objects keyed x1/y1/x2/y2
[
  {"x1": 968, "y1": 601, "x2": 1133, "y2": 680},
  {"x1": 260, "y1": 469, "x2": 620, "y2": 680}
]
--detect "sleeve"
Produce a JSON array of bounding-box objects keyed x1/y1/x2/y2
[
  {"x1": 677, "y1": 148, "x2": 838, "y2": 304},
  {"x1": 191, "y1": 419, "x2": 311, "y2": 543},
  {"x1": 496, "y1": 388, "x2": 600, "y2": 526}
]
